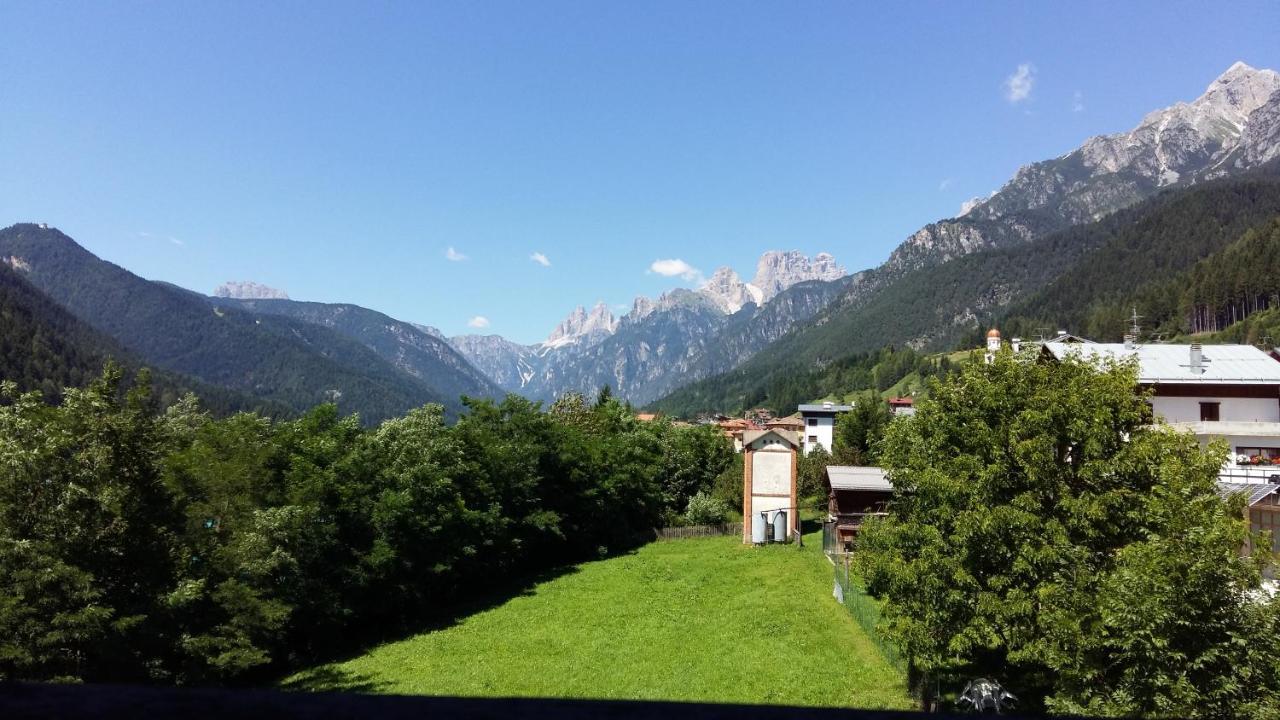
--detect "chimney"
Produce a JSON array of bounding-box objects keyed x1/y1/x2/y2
[{"x1": 1189, "y1": 344, "x2": 1204, "y2": 374}]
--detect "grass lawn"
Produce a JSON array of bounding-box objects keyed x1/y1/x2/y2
[{"x1": 284, "y1": 528, "x2": 910, "y2": 709}]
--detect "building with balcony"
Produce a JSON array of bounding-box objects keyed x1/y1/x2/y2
[
  {"x1": 798, "y1": 401, "x2": 851, "y2": 455},
  {"x1": 1042, "y1": 340, "x2": 1280, "y2": 483}
]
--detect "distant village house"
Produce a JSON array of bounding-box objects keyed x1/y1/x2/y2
[{"x1": 798, "y1": 401, "x2": 851, "y2": 455}]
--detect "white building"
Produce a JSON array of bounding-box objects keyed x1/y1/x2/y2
[
  {"x1": 1043, "y1": 340, "x2": 1280, "y2": 483},
  {"x1": 798, "y1": 401, "x2": 851, "y2": 455}
]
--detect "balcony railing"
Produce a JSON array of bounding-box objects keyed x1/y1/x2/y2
[{"x1": 832, "y1": 511, "x2": 889, "y2": 528}]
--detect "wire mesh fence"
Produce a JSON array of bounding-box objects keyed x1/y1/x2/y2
[{"x1": 832, "y1": 552, "x2": 905, "y2": 671}]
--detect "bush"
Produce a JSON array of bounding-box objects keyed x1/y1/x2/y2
[
  {"x1": 711, "y1": 460, "x2": 744, "y2": 511},
  {"x1": 797, "y1": 445, "x2": 832, "y2": 499},
  {"x1": 683, "y1": 491, "x2": 729, "y2": 526}
]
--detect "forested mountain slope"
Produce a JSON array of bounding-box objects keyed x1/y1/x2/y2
[
  {"x1": 997, "y1": 162, "x2": 1280, "y2": 341},
  {"x1": 0, "y1": 261, "x2": 286, "y2": 414},
  {"x1": 0, "y1": 224, "x2": 463, "y2": 422},
  {"x1": 209, "y1": 297, "x2": 502, "y2": 403}
]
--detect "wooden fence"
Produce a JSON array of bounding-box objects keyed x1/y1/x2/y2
[{"x1": 653, "y1": 522, "x2": 743, "y2": 540}]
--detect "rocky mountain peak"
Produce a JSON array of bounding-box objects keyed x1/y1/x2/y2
[
  {"x1": 888, "y1": 62, "x2": 1280, "y2": 274},
  {"x1": 411, "y1": 322, "x2": 445, "y2": 338},
  {"x1": 700, "y1": 266, "x2": 763, "y2": 314},
  {"x1": 213, "y1": 281, "x2": 289, "y2": 300},
  {"x1": 629, "y1": 295, "x2": 657, "y2": 321},
  {"x1": 751, "y1": 250, "x2": 847, "y2": 302},
  {"x1": 543, "y1": 301, "x2": 618, "y2": 349}
]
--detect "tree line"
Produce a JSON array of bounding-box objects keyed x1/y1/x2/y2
[
  {"x1": 0, "y1": 365, "x2": 732, "y2": 685},
  {"x1": 653, "y1": 345, "x2": 952, "y2": 419}
]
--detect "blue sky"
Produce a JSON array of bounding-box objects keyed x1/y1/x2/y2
[{"x1": 3, "y1": 2, "x2": 1279, "y2": 343}]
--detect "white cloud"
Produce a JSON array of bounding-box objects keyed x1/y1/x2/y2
[
  {"x1": 138, "y1": 230, "x2": 185, "y2": 247},
  {"x1": 939, "y1": 178, "x2": 954, "y2": 191},
  {"x1": 467, "y1": 315, "x2": 490, "y2": 328},
  {"x1": 1003, "y1": 63, "x2": 1036, "y2": 103},
  {"x1": 648, "y1": 258, "x2": 702, "y2": 282},
  {"x1": 1072, "y1": 90, "x2": 1085, "y2": 113},
  {"x1": 445, "y1": 246, "x2": 467, "y2": 262},
  {"x1": 530, "y1": 251, "x2": 551, "y2": 267}
]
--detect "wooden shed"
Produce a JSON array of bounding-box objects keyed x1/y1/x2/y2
[{"x1": 824, "y1": 466, "x2": 893, "y2": 547}]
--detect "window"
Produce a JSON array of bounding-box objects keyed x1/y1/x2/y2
[
  {"x1": 1199, "y1": 402, "x2": 1220, "y2": 422},
  {"x1": 807, "y1": 418, "x2": 817, "y2": 426},
  {"x1": 1236, "y1": 447, "x2": 1280, "y2": 466},
  {"x1": 808, "y1": 435, "x2": 818, "y2": 444}
]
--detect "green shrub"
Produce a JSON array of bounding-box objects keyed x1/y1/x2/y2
[{"x1": 684, "y1": 491, "x2": 729, "y2": 526}]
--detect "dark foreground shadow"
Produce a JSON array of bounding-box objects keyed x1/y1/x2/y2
[{"x1": 0, "y1": 682, "x2": 1064, "y2": 720}]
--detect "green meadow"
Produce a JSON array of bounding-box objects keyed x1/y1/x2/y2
[{"x1": 286, "y1": 529, "x2": 909, "y2": 709}]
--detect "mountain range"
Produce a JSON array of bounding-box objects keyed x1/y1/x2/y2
[
  {"x1": 4, "y1": 62, "x2": 1280, "y2": 420},
  {"x1": 451, "y1": 61, "x2": 1280, "y2": 411},
  {"x1": 445, "y1": 249, "x2": 848, "y2": 405},
  {"x1": 656, "y1": 62, "x2": 1280, "y2": 414},
  {"x1": 0, "y1": 224, "x2": 501, "y2": 423}
]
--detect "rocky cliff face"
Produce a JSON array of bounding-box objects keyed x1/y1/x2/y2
[
  {"x1": 446, "y1": 334, "x2": 538, "y2": 390},
  {"x1": 751, "y1": 250, "x2": 845, "y2": 301},
  {"x1": 700, "y1": 267, "x2": 763, "y2": 314},
  {"x1": 542, "y1": 302, "x2": 620, "y2": 349},
  {"x1": 213, "y1": 280, "x2": 289, "y2": 300},
  {"x1": 887, "y1": 62, "x2": 1280, "y2": 273}
]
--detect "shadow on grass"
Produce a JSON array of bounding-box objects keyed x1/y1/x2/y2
[
  {"x1": 800, "y1": 515, "x2": 828, "y2": 537},
  {"x1": 279, "y1": 545, "x2": 644, "y2": 693},
  {"x1": 280, "y1": 665, "x2": 390, "y2": 694}
]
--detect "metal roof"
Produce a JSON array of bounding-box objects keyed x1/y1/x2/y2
[
  {"x1": 798, "y1": 403, "x2": 853, "y2": 414},
  {"x1": 826, "y1": 466, "x2": 892, "y2": 492},
  {"x1": 1044, "y1": 342, "x2": 1280, "y2": 385},
  {"x1": 1217, "y1": 481, "x2": 1280, "y2": 506}
]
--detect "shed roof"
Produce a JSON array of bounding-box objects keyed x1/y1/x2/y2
[
  {"x1": 826, "y1": 466, "x2": 892, "y2": 492},
  {"x1": 742, "y1": 429, "x2": 800, "y2": 448},
  {"x1": 1044, "y1": 342, "x2": 1280, "y2": 385},
  {"x1": 1217, "y1": 481, "x2": 1280, "y2": 506}
]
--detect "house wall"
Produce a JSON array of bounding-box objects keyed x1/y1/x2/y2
[
  {"x1": 1152, "y1": 396, "x2": 1279, "y2": 424},
  {"x1": 801, "y1": 414, "x2": 837, "y2": 455}
]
